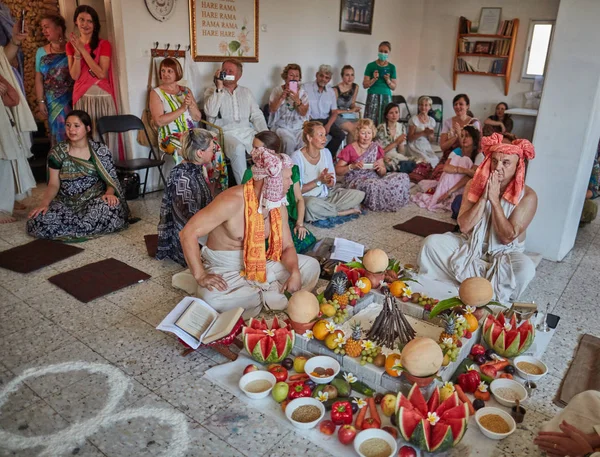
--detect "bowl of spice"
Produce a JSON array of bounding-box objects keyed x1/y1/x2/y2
[
  {"x1": 354, "y1": 428, "x2": 398, "y2": 457},
  {"x1": 285, "y1": 397, "x2": 325, "y2": 430},
  {"x1": 490, "y1": 378, "x2": 528, "y2": 407},
  {"x1": 304, "y1": 356, "x2": 340, "y2": 384},
  {"x1": 475, "y1": 407, "x2": 516, "y2": 440},
  {"x1": 239, "y1": 370, "x2": 276, "y2": 400},
  {"x1": 513, "y1": 356, "x2": 548, "y2": 381}
]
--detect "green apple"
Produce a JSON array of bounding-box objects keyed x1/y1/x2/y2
[
  {"x1": 271, "y1": 381, "x2": 289, "y2": 403},
  {"x1": 293, "y1": 356, "x2": 308, "y2": 373}
]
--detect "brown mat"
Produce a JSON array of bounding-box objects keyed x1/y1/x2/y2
[
  {"x1": 0, "y1": 239, "x2": 84, "y2": 273},
  {"x1": 393, "y1": 216, "x2": 457, "y2": 237},
  {"x1": 48, "y1": 258, "x2": 151, "y2": 303},
  {"x1": 144, "y1": 234, "x2": 158, "y2": 258},
  {"x1": 555, "y1": 334, "x2": 600, "y2": 407}
]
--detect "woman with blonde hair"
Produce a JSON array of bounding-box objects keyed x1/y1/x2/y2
[
  {"x1": 336, "y1": 118, "x2": 410, "y2": 211},
  {"x1": 407, "y1": 96, "x2": 438, "y2": 166},
  {"x1": 291, "y1": 121, "x2": 364, "y2": 222}
]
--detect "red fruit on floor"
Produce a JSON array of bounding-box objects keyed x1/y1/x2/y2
[
  {"x1": 398, "y1": 445, "x2": 418, "y2": 457},
  {"x1": 337, "y1": 424, "x2": 357, "y2": 445},
  {"x1": 243, "y1": 364, "x2": 258, "y2": 375},
  {"x1": 319, "y1": 420, "x2": 336, "y2": 435},
  {"x1": 268, "y1": 365, "x2": 288, "y2": 382}
]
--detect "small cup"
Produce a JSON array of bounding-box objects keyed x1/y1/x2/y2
[
  {"x1": 511, "y1": 405, "x2": 526, "y2": 423},
  {"x1": 524, "y1": 380, "x2": 537, "y2": 396}
]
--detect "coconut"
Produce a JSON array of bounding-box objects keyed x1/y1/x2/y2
[
  {"x1": 286, "y1": 290, "x2": 320, "y2": 324},
  {"x1": 459, "y1": 277, "x2": 494, "y2": 307},
  {"x1": 401, "y1": 337, "x2": 443, "y2": 377},
  {"x1": 363, "y1": 248, "x2": 389, "y2": 273}
]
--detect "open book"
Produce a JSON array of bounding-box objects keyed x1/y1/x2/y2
[
  {"x1": 157, "y1": 297, "x2": 244, "y2": 349},
  {"x1": 331, "y1": 237, "x2": 364, "y2": 263}
]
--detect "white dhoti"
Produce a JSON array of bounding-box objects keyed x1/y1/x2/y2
[
  {"x1": 172, "y1": 247, "x2": 321, "y2": 319},
  {"x1": 418, "y1": 190, "x2": 536, "y2": 302},
  {"x1": 304, "y1": 188, "x2": 365, "y2": 222},
  {"x1": 540, "y1": 390, "x2": 600, "y2": 435}
]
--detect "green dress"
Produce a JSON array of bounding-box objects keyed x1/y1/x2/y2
[
  {"x1": 242, "y1": 165, "x2": 317, "y2": 253},
  {"x1": 364, "y1": 61, "x2": 396, "y2": 125}
]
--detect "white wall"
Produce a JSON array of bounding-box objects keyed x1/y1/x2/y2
[{"x1": 525, "y1": 0, "x2": 600, "y2": 261}]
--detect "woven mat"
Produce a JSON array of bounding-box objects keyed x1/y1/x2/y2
[
  {"x1": 144, "y1": 234, "x2": 159, "y2": 258},
  {"x1": 555, "y1": 334, "x2": 600, "y2": 407},
  {"x1": 393, "y1": 216, "x2": 457, "y2": 237},
  {"x1": 0, "y1": 239, "x2": 84, "y2": 273},
  {"x1": 48, "y1": 258, "x2": 151, "y2": 303}
]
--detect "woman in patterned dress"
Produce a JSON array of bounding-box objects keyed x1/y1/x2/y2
[
  {"x1": 26, "y1": 110, "x2": 128, "y2": 240},
  {"x1": 157, "y1": 129, "x2": 215, "y2": 266}
]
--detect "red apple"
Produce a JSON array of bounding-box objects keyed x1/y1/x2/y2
[
  {"x1": 268, "y1": 365, "x2": 288, "y2": 383},
  {"x1": 382, "y1": 426, "x2": 398, "y2": 439},
  {"x1": 337, "y1": 424, "x2": 357, "y2": 445},
  {"x1": 398, "y1": 445, "x2": 417, "y2": 457},
  {"x1": 267, "y1": 363, "x2": 282, "y2": 371},
  {"x1": 401, "y1": 296, "x2": 410, "y2": 302},
  {"x1": 319, "y1": 419, "x2": 336, "y2": 435},
  {"x1": 243, "y1": 364, "x2": 258, "y2": 375}
]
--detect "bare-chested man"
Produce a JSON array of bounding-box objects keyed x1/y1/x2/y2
[
  {"x1": 419, "y1": 133, "x2": 538, "y2": 302},
  {"x1": 175, "y1": 145, "x2": 320, "y2": 318}
]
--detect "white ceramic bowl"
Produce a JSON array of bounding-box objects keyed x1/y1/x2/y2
[
  {"x1": 354, "y1": 428, "x2": 398, "y2": 457},
  {"x1": 304, "y1": 356, "x2": 340, "y2": 384},
  {"x1": 285, "y1": 397, "x2": 325, "y2": 430},
  {"x1": 490, "y1": 378, "x2": 528, "y2": 407},
  {"x1": 238, "y1": 370, "x2": 276, "y2": 400},
  {"x1": 513, "y1": 356, "x2": 548, "y2": 381},
  {"x1": 475, "y1": 406, "x2": 516, "y2": 440}
]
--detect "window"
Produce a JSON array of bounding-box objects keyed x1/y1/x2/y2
[{"x1": 521, "y1": 20, "x2": 555, "y2": 79}]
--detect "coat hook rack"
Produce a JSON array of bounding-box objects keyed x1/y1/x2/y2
[{"x1": 150, "y1": 42, "x2": 188, "y2": 58}]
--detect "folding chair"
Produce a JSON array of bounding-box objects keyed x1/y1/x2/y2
[
  {"x1": 425, "y1": 96, "x2": 444, "y2": 142},
  {"x1": 391, "y1": 95, "x2": 411, "y2": 125}
]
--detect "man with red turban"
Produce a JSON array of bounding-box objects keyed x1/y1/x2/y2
[
  {"x1": 418, "y1": 133, "x2": 538, "y2": 302},
  {"x1": 174, "y1": 143, "x2": 320, "y2": 318}
]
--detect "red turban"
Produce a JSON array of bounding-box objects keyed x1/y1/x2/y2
[{"x1": 467, "y1": 133, "x2": 535, "y2": 205}]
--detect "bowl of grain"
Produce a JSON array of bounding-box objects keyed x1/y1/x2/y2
[
  {"x1": 475, "y1": 407, "x2": 516, "y2": 440},
  {"x1": 513, "y1": 356, "x2": 548, "y2": 381},
  {"x1": 285, "y1": 397, "x2": 325, "y2": 430},
  {"x1": 238, "y1": 370, "x2": 276, "y2": 400},
  {"x1": 490, "y1": 378, "x2": 528, "y2": 407},
  {"x1": 354, "y1": 428, "x2": 398, "y2": 457}
]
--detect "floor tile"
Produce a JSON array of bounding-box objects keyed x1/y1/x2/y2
[
  {"x1": 527, "y1": 373, "x2": 563, "y2": 417},
  {"x1": 0, "y1": 300, "x2": 47, "y2": 339},
  {"x1": 105, "y1": 279, "x2": 183, "y2": 315},
  {"x1": 495, "y1": 409, "x2": 552, "y2": 456},
  {"x1": 265, "y1": 430, "x2": 335, "y2": 457},
  {"x1": 0, "y1": 368, "x2": 42, "y2": 417}
]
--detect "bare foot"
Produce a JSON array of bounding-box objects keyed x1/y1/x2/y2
[
  {"x1": 337, "y1": 208, "x2": 362, "y2": 217},
  {"x1": 13, "y1": 201, "x2": 27, "y2": 211},
  {"x1": 0, "y1": 211, "x2": 16, "y2": 224}
]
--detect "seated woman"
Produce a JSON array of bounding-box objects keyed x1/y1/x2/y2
[
  {"x1": 157, "y1": 129, "x2": 215, "y2": 266},
  {"x1": 407, "y1": 96, "x2": 438, "y2": 166},
  {"x1": 291, "y1": 121, "x2": 364, "y2": 222},
  {"x1": 336, "y1": 118, "x2": 410, "y2": 211},
  {"x1": 484, "y1": 102, "x2": 513, "y2": 134},
  {"x1": 268, "y1": 63, "x2": 309, "y2": 155},
  {"x1": 27, "y1": 110, "x2": 128, "y2": 240},
  {"x1": 243, "y1": 131, "x2": 317, "y2": 254},
  {"x1": 375, "y1": 102, "x2": 414, "y2": 173},
  {"x1": 412, "y1": 126, "x2": 482, "y2": 211},
  {"x1": 333, "y1": 65, "x2": 360, "y2": 142}
]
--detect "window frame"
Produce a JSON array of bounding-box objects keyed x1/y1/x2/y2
[{"x1": 521, "y1": 19, "x2": 555, "y2": 80}]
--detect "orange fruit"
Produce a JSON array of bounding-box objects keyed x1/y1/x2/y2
[
  {"x1": 389, "y1": 280, "x2": 406, "y2": 298},
  {"x1": 325, "y1": 330, "x2": 344, "y2": 350},
  {"x1": 357, "y1": 277, "x2": 371, "y2": 294},
  {"x1": 385, "y1": 352, "x2": 403, "y2": 377},
  {"x1": 313, "y1": 320, "x2": 330, "y2": 340},
  {"x1": 465, "y1": 312, "x2": 479, "y2": 332}
]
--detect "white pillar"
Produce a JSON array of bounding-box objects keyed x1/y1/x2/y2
[{"x1": 525, "y1": 0, "x2": 600, "y2": 261}]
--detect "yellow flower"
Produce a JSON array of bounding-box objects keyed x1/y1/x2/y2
[
  {"x1": 361, "y1": 340, "x2": 375, "y2": 350},
  {"x1": 477, "y1": 382, "x2": 488, "y2": 393},
  {"x1": 263, "y1": 329, "x2": 275, "y2": 337},
  {"x1": 302, "y1": 330, "x2": 314, "y2": 340},
  {"x1": 317, "y1": 391, "x2": 329, "y2": 402},
  {"x1": 426, "y1": 412, "x2": 440, "y2": 426},
  {"x1": 325, "y1": 322, "x2": 337, "y2": 333},
  {"x1": 467, "y1": 364, "x2": 477, "y2": 372},
  {"x1": 443, "y1": 382, "x2": 455, "y2": 392},
  {"x1": 334, "y1": 334, "x2": 346, "y2": 348},
  {"x1": 344, "y1": 373, "x2": 357, "y2": 384},
  {"x1": 352, "y1": 397, "x2": 367, "y2": 408},
  {"x1": 402, "y1": 287, "x2": 413, "y2": 298},
  {"x1": 466, "y1": 305, "x2": 476, "y2": 314},
  {"x1": 356, "y1": 279, "x2": 366, "y2": 289}
]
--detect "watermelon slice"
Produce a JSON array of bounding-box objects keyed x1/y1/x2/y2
[
  {"x1": 398, "y1": 406, "x2": 422, "y2": 441},
  {"x1": 410, "y1": 419, "x2": 431, "y2": 452},
  {"x1": 395, "y1": 391, "x2": 416, "y2": 415},
  {"x1": 435, "y1": 393, "x2": 460, "y2": 418},
  {"x1": 407, "y1": 384, "x2": 428, "y2": 418},
  {"x1": 429, "y1": 422, "x2": 454, "y2": 452},
  {"x1": 442, "y1": 418, "x2": 468, "y2": 445},
  {"x1": 427, "y1": 387, "x2": 440, "y2": 413},
  {"x1": 483, "y1": 313, "x2": 535, "y2": 357},
  {"x1": 440, "y1": 403, "x2": 470, "y2": 421},
  {"x1": 242, "y1": 318, "x2": 295, "y2": 364}
]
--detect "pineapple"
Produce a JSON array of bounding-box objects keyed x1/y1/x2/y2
[
  {"x1": 330, "y1": 272, "x2": 349, "y2": 306},
  {"x1": 333, "y1": 292, "x2": 350, "y2": 307},
  {"x1": 439, "y1": 313, "x2": 458, "y2": 344},
  {"x1": 344, "y1": 321, "x2": 363, "y2": 357}
]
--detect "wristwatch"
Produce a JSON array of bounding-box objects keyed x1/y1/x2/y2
[{"x1": 316, "y1": 180, "x2": 322, "y2": 187}]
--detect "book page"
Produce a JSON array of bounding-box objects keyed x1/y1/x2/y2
[
  {"x1": 331, "y1": 237, "x2": 364, "y2": 263},
  {"x1": 175, "y1": 300, "x2": 216, "y2": 340},
  {"x1": 203, "y1": 307, "x2": 244, "y2": 344}
]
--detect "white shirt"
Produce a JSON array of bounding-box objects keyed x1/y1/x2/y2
[
  {"x1": 303, "y1": 81, "x2": 338, "y2": 119},
  {"x1": 203, "y1": 85, "x2": 267, "y2": 132},
  {"x1": 291, "y1": 148, "x2": 336, "y2": 198}
]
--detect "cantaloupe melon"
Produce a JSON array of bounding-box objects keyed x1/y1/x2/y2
[
  {"x1": 363, "y1": 249, "x2": 389, "y2": 273},
  {"x1": 458, "y1": 277, "x2": 493, "y2": 307},
  {"x1": 286, "y1": 290, "x2": 319, "y2": 323},
  {"x1": 401, "y1": 337, "x2": 444, "y2": 377}
]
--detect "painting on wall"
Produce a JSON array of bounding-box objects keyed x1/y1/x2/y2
[
  {"x1": 339, "y1": 0, "x2": 375, "y2": 35},
  {"x1": 189, "y1": 0, "x2": 259, "y2": 62}
]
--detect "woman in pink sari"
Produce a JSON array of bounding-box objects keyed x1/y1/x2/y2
[
  {"x1": 335, "y1": 118, "x2": 410, "y2": 211},
  {"x1": 412, "y1": 125, "x2": 482, "y2": 211}
]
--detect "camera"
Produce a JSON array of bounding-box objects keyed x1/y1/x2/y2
[{"x1": 218, "y1": 71, "x2": 227, "y2": 80}]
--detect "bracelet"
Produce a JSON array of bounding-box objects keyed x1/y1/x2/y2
[
  {"x1": 11, "y1": 38, "x2": 22, "y2": 46},
  {"x1": 74, "y1": 55, "x2": 81, "y2": 60},
  {"x1": 295, "y1": 223, "x2": 304, "y2": 228},
  {"x1": 37, "y1": 99, "x2": 45, "y2": 104}
]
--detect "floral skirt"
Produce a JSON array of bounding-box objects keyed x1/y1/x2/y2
[
  {"x1": 346, "y1": 170, "x2": 409, "y2": 211},
  {"x1": 364, "y1": 93, "x2": 392, "y2": 126}
]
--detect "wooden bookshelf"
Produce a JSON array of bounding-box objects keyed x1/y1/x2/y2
[{"x1": 453, "y1": 17, "x2": 519, "y2": 95}]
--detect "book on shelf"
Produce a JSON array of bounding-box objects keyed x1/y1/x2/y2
[
  {"x1": 456, "y1": 58, "x2": 476, "y2": 72},
  {"x1": 489, "y1": 59, "x2": 506, "y2": 74},
  {"x1": 157, "y1": 296, "x2": 244, "y2": 349},
  {"x1": 459, "y1": 16, "x2": 471, "y2": 34},
  {"x1": 460, "y1": 39, "x2": 509, "y2": 56},
  {"x1": 497, "y1": 19, "x2": 515, "y2": 36}
]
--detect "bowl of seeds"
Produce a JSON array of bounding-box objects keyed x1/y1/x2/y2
[
  {"x1": 490, "y1": 378, "x2": 528, "y2": 407},
  {"x1": 475, "y1": 407, "x2": 516, "y2": 440},
  {"x1": 513, "y1": 356, "x2": 548, "y2": 381},
  {"x1": 285, "y1": 397, "x2": 325, "y2": 430}
]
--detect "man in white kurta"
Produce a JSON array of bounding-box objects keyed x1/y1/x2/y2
[
  {"x1": 0, "y1": 38, "x2": 37, "y2": 223},
  {"x1": 418, "y1": 133, "x2": 538, "y2": 303},
  {"x1": 203, "y1": 59, "x2": 267, "y2": 185}
]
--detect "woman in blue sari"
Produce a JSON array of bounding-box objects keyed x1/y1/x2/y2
[{"x1": 35, "y1": 14, "x2": 73, "y2": 144}]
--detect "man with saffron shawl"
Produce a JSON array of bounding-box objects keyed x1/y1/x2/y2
[
  {"x1": 418, "y1": 133, "x2": 538, "y2": 302},
  {"x1": 176, "y1": 146, "x2": 320, "y2": 318}
]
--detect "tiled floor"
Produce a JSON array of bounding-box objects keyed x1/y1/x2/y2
[{"x1": 1, "y1": 185, "x2": 598, "y2": 457}]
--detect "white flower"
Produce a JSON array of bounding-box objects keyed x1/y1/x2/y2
[
  {"x1": 317, "y1": 391, "x2": 329, "y2": 402},
  {"x1": 456, "y1": 315, "x2": 466, "y2": 324},
  {"x1": 443, "y1": 382, "x2": 455, "y2": 392},
  {"x1": 442, "y1": 337, "x2": 454, "y2": 346},
  {"x1": 326, "y1": 322, "x2": 337, "y2": 333},
  {"x1": 334, "y1": 334, "x2": 346, "y2": 348},
  {"x1": 380, "y1": 281, "x2": 389, "y2": 288},
  {"x1": 353, "y1": 397, "x2": 367, "y2": 408},
  {"x1": 361, "y1": 340, "x2": 375, "y2": 350},
  {"x1": 344, "y1": 373, "x2": 358, "y2": 384},
  {"x1": 402, "y1": 286, "x2": 413, "y2": 298},
  {"x1": 303, "y1": 330, "x2": 314, "y2": 339},
  {"x1": 263, "y1": 329, "x2": 275, "y2": 337},
  {"x1": 356, "y1": 279, "x2": 366, "y2": 289},
  {"x1": 467, "y1": 364, "x2": 477, "y2": 372},
  {"x1": 426, "y1": 412, "x2": 440, "y2": 426},
  {"x1": 465, "y1": 305, "x2": 476, "y2": 314},
  {"x1": 477, "y1": 382, "x2": 488, "y2": 392}
]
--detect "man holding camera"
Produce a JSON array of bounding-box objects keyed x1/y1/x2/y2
[{"x1": 204, "y1": 58, "x2": 267, "y2": 184}]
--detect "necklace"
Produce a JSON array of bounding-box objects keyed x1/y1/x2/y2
[
  {"x1": 304, "y1": 147, "x2": 320, "y2": 160},
  {"x1": 49, "y1": 41, "x2": 63, "y2": 53}
]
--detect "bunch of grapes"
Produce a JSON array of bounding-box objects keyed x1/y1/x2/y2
[
  {"x1": 360, "y1": 345, "x2": 381, "y2": 366},
  {"x1": 334, "y1": 346, "x2": 346, "y2": 355},
  {"x1": 455, "y1": 315, "x2": 468, "y2": 338},
  {"x1": 415, "y1": 294, "x2": 439, "y2": 311},
  {"x1": 347, "y1": 288, "x2": 361, "y2": 303},
  {"x1": 332, "y1": 302, "x2": 349, "y2": 324},
  {"x1": 439, "y1": 340, "x2": 460, "y2": 362}
]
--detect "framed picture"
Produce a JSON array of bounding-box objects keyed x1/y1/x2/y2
[
  {"x1": 478, "y1": 7, "x2": 502, "y2": 35},
  {"x1": 188, "y1": 0, "x2": 259, "y2": 62},
  {"x1": 474, "y1": 41, "x2": 491, "y2": 54},
  {"x1": 339, "y1": 0, "x2": 375, "y2": 35}
]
